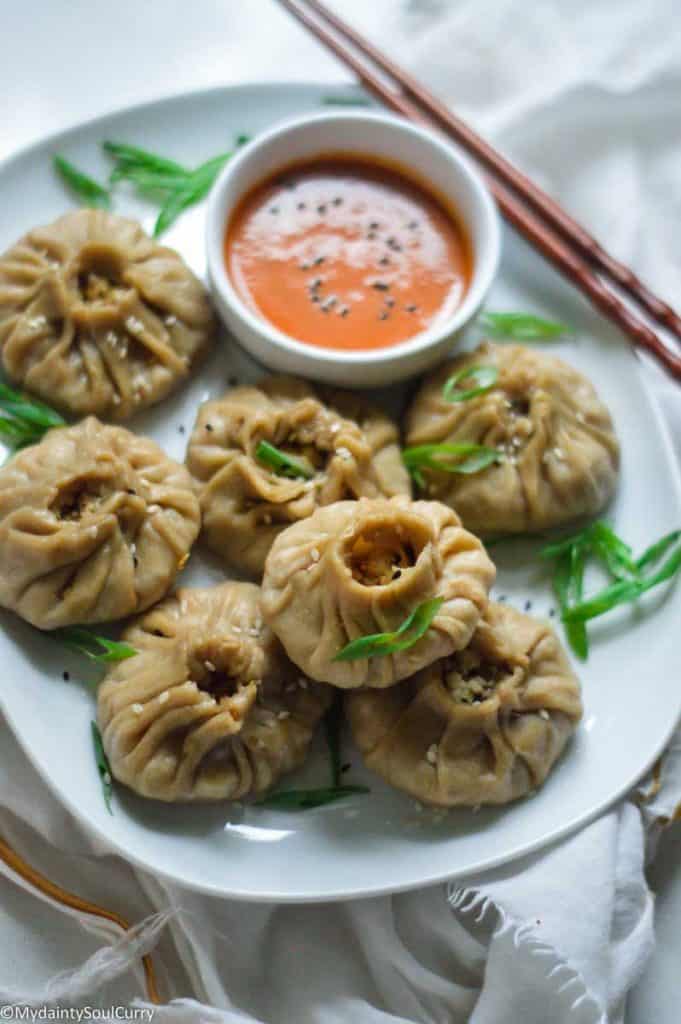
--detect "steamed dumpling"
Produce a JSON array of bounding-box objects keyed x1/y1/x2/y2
[
  {"x1": 261, "y1": 496, "x2": 495, "y2": 689},
  {"x1": 97, "y1": 582, "x2": 332, "y2": 802},
  {"x1": 345, "y1": 603, "x2": 583, "y2": 807},
  {"x1": 186, "y1": 375, "x2": 411, "y2": 576},
  {"x1": 0, "y1": 209, "x2": 215, "y2": 420},
  {"x1": 405, "y1": 342, "x2": 619, "y2": 535},
  {"x1": 0, "y1": 417, "x2": 200, "y2": 629}
]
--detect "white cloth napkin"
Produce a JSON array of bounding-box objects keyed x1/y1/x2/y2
[{"x1": 2, "y1": 1, "x2": 681, "y2": 1022}]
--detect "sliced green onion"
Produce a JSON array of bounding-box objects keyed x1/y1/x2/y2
[
  {"x1": 480, "y1": 311, "x2": 569, "y2": 340},
  {"x1": 54, "y1": 155, "x2": 111, "y2": 209},
  {"x1": 0, "y1": 382, "x2": 65, "y2": 451},
  {"x1": 255, "y1": 440, "x2": 314, "y2": 480},
  {"x1": 333, "y1": 597, "x2": 444, "y2": 663},
  {"x1": 322, "y1": 95, "x2": 370, "y2": 107},
  {"x1": 442, "y1": 365, "x2": 498, "y2": 403},
  {"x1": 324, "y1": 697, "x2": 343, "y2": 788},
  {"x1": 55, "y1": 627, "x2": 137, "y2": 664},
  {"x1": 91, "y1": 721, "x2": 113, "y2": 815},
  {"x1": 402, "y1": 442, "x2": 502, "y2": 488}
]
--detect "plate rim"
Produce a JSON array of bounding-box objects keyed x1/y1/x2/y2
[{"x1": 1, "y1": 79, "x2": 680, "y2": 902}]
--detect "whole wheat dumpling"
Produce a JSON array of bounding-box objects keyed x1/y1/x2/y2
[
  {"x1": 97, "y1": 582, "x2": 332, "y2": 802},
  {"x1": 261, "y1": 496, "x2": 495, "y2": 689},
  {"x1": 345, "y1": 603, "x2": 583, "y2": 807},
  {"x1": 0, "y1": 209, "x2": 215, "y2": 420},
  {"x1": 405, "y1": 342, "x2": 619, "y2": 536},
  {"x1": 0, "y1": 417, "x2": 200, "y2": 629},
  {"x1": 186, "y1": 375, "x2": 411, "y2": 576}
]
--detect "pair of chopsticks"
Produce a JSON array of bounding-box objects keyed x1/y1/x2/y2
[{"x1": 277, "y1": 0, "x2": 681, "y2": 380}]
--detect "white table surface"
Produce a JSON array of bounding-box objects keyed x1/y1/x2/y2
[{"x1": 1, "y1": 1, "x2": 678, "y2": 1019}]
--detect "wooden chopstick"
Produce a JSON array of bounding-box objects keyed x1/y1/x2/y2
[
  {"x1": 301, "y1": 0, "x2": 681, "y2": 344},
  {"x1": 277, "y1": 0, "x2": 681, "y2": 379}
]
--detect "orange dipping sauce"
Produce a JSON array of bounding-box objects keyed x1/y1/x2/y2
[{"x1": 225, "y1": 156, "x2": 471, "y2": 351}]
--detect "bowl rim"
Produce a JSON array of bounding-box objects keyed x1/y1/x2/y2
[{"x1": 206, "y1": 108, "x2": 501, "y2": 367}]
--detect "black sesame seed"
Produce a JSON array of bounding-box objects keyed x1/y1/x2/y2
[
  {"x1": 497, "y1": 594, "x2": 507, "y2": 603},
  {"x1": 524, "y1": 600, "x2": 532, "y2": 612},
  {"x1": 378, "y1": 311, "x2": 389, "y2": 321},
  {"x1": 270, "y1": 206, "x2": 279, "y2": 215},
  {"x1": 297, "y1": 201, "x2": 307, "y2": 210},
  {"x1": 367, "y1": 232, "x2": 377, "y2": 240},
  {"x1": 339, "y1": 306, "x2": 350, "y2": 317},
  {"x1": 133, "y1": 555, "x2": 139, "y2": 568},
  {"x1": 205, "y1": 423, "x2": 214, "y2": 432},
  {"x1": 127, "y1": 488, "x2": 137, "y2": 495},
  {"x1": 408, "y1": 220, "x2": 418, "y2": 229},
  {"x1": 372, "y1": 281, "x2": 390, "y2": 291},
  {"x1": 405, "y1": 304, "x2": 418, "y2": 313},
  {"x1": 317, "y1": 204, "x2": 327, "y2": 214},
  {"x1": 549, "y1": 607, "x2": 557, "y2": 617},
  {"x1": 341, "y1": 763, "x2": 352, "y2": 773},
  {"x1": 379, "y1": 256, "x2": 390, "y2": 266},
  {"x1": 385, "y1": 297, "x2": 395, "y2": 307},
  {"x1": 311, "y1": 294, "x2": 320, "y2": 303},
  {"x1": 62, "y1": 671, "x2": 70, "y2": 681},
  {"x1": 333, "y1": 197, "x2": 343, "y2": 206},
  {"x1": 178, "y1": 424, "x2": 185, "y2": 434},
  {"x1": 369, "y1": 221, "x2": 380, "y2": 230},
  {"x1": 309, "y1": 277, "x2": 323, "y2": 289},
  {"x1": 313, "y1": 256, "x2": 325, "y2": 266}
]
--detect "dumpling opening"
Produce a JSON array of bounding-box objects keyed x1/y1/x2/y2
[
  {"x1": 444, "y1": 648, "x2": 515, "y2": 704},
  {"x1": 344, "y1": 520, "x2": 428, "y2": 587},
  {"x1": 74, "y1": 245, "x2": 129, "y2": 306},
  {"x1": 189, "y1": 639, "x2": 257, "y2": 713},
  {"x1": 50, "y1": 474, "x2": 109, "y2": 520}
]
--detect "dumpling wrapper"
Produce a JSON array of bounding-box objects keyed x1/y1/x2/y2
[
  {"x1": 186, "y1": 375, "x2": 411, "y2": 577},
  {"x1": 261, "y1": 496, "x2": 495, "y2": 689},
  {"x1": 98, "y1": 582, "x2": 333, "y2": 802},
  {"x1": 0, "y1": 209, "x2": 215, "y2": 420},
  {"x1": 0, "y1": 417, "x2": 200, "y2": 629},
  {"x1": 345, "y1": 603, "x2": 583, "y2": 807},
  {"x1": 405, "y1": 341, "x2": 619, "y2": 535}
]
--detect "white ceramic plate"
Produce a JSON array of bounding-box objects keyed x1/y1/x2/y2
[{"x1": 1, "y1": 83, "x2": 679, "y2": 903}]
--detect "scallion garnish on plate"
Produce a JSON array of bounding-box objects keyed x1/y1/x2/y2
[
  {"x1": 402, "y1": 442, "x2": 502, "y2": 489},
  {"x1": 255, "y1": 439, "x2": 314, "y2": 480},
  {"x1": 333, "y1": 596, "x2": 444, "y2": 663},
  {"x1": 541, "y1": 521, "x2": 681, "y2": 659},
  {"x1": 53, "y1": 156, "x2": 111, "y2": 209},
  {"x1": 56, "y1": 626, "x2": 137, "y2": 665},
  {"x1": 102, "y1": 137, "x2": 249, "y2": 237},
  {"x1": 0, "y1": 382, "x2": 65, "y2": 451},
  {"x1": 91, "y1": 721, "x2": 113, "y2": 815},
  {"x1": 480, "y1": 311, "x2": 569, "y2": 339},
  {"x1": 442, "y1": 365, "x2": 498, "y2": 403}
]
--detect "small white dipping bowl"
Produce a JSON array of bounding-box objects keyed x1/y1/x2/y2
[{"x1": 206, "y1": 110, "x2": 500, "y2": 387}]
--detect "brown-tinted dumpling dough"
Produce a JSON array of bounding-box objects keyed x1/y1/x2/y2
[
  {"x1": 261, "y1": 496, "x2": 495, "y2": 690},
  {"x1": 0, "y1": 417, "x2": 200, "y2": 629},
  {"x1": 405, "y1": 342, "x2": 619, "y2": 536},
  {"x1": 345, "y1": 603, "x2": 583, "y2": 807},
  {"x1": 97, "y1": 582, "x2": 332, "y2": 802},
  {"x1": 0, "y1": 209, "x2": 215, "y2": 420},
  {"x1": 186, "y1": 375, "x2": 411, "y2": 576}
]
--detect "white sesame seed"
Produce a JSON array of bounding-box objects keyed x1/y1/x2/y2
[
  {"x1": 158, "y1": 691, "x2": 169, "y2": 704},
  {"x1": 539, "y1": 709, "x2": 550, "y2": 720},
  {"x1": 278, "y1": 710, "x2": 290, "y2": 720},
  {"x1": 310, "y1": 547, "x2": 320, "y2": 562},
  {"x1": 298, "y1": 677, "x2": 308, "y2": 689},
  {"x1": 426, "y1": 743, "x2": 438, "y2": 765},
  {"x1": 125, "y1": 315, "x2": 144, "y2": 335},
  {"x1": 472, "y1": 804, "x2": 481, "y2": 814},
  {"x1": 112, "y1": 393, "x2": 121, "y2": 405},
  {"x1": 336, "y1": 446, "x2": 352, "y2": 461},
  {"x1": 553, "y1": 447, "x2": 565, "y2": 461},
  {"x1": 233, "y1": 626, "x2": 242, "y2": 634},
  {"x1": 576, "y1": 411, "x2": 585, "y2": 423},
  {"x1": 164, "y1": 314, "x2": 177, "y2": 326},
  {"x1": 204, "y1": 660, "x2": 216, "y2": 672},
  {"x1": 263, "y1": 514, "x2": 272, "y2": 525},
  {"x1": 131, "y1": 703, "x2": 144, "y2": 715},
  {"x1": 103, "y1": 772, "x2": 112, "y2": 785},
  {"x1": 284, "y1": 682, "x2": 296, "y2": 693},
  {"x1": 26, "y1": 315, "x2": 47, "y2": 330}
]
